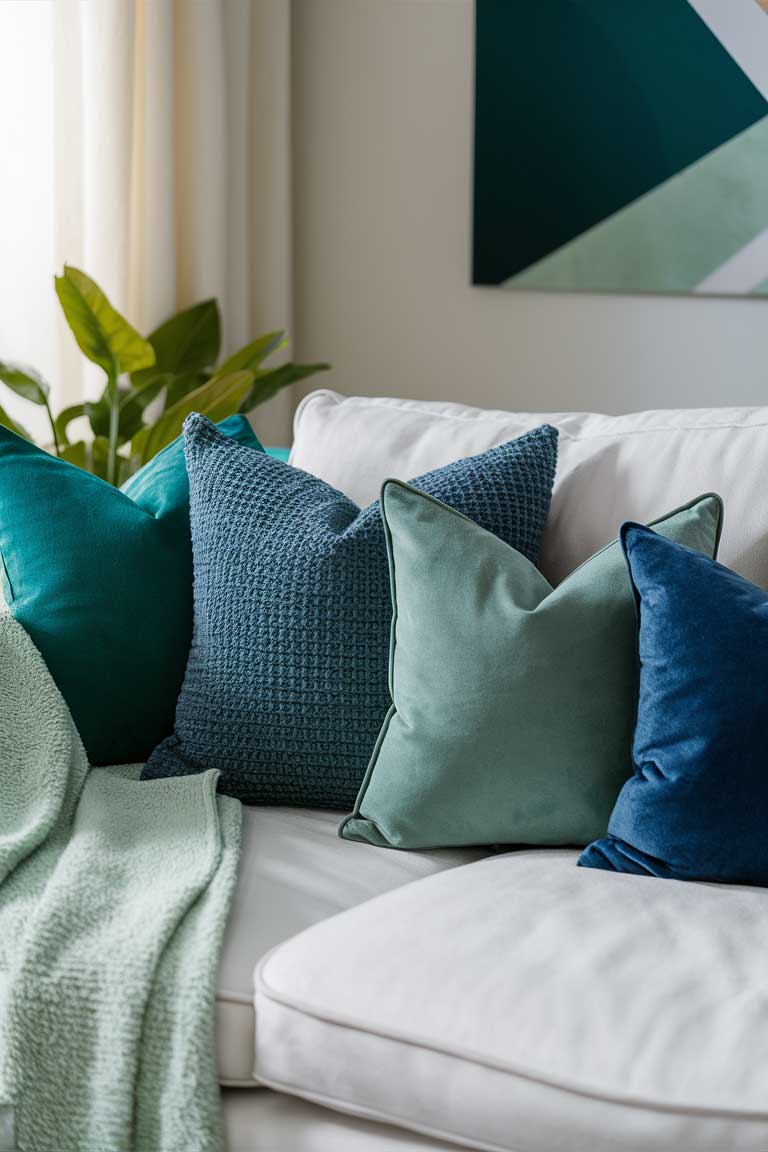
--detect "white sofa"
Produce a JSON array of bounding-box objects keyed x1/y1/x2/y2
[{"x1": 217, "y1": 391, "x2": 768, "y2": 1152}]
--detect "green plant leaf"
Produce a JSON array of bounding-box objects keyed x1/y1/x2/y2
[
  {"x1": 130, "y1": 370, "x2": 254, "y2": 466},
  {"x1": 90, "y1": 436, "x2": 110, "y2": 481},
  {"x1": 0, "y1": 361, "x2": 50, "y2": 405},
  {"x1": 54, "y1": 404, "x2": 88, "y2": 446},
  {"x1": 118, "y1": 455, "x2": 140, "y2": 484},
  {"x1": 0, "y1": 403, "x2": 33, "y2": 441},
  {"x1": 60, "y1": 441, "x2": 88, "y2": 470},
  {"x1": 140, "y1": 299, "x2": 221, "y2": 381},
  {"x1": 85, "y1": 398, "x2": 112, "y2": 440},
  {"x1": 115, "y1": 453, "x2": 133, "y2": 486},
  {"x1": 54, "y1": 265, "x2": 155, "y2": 378},
  {"x1": 85, "y1": 376, "x2": 168, "y2": 447},
  {"x1": 115, "y1": 405, "x2": 148, "y2": 446},
  {"x1": 121, "y1": 373, "x2": 170, "y2": 412},
  {"x1": 117, "y1": 375, "x2": 170, "y2": 443},
  {"x1": 90, "y1": 437, "x2": 131, "y2": 484},
  {"x1": 165, "y1": 371, "x2": 208, "y2": 409},
  {"x1": 238, "y1": 362, "x2": 330, "y2": 413},
  {"x1": 61, "y1": 438, "x2": 128, "y2": 483},
  {"x1": 213, "y1": 331, "x2": 286, "y2": 378}
]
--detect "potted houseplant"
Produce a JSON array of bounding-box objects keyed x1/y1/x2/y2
[{"x1": 0, "y1": 265, "x2": 328, "y2": 486}]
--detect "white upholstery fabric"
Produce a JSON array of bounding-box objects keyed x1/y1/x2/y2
[
  {"x1": 223, "y1": 1088, "x2": 466, "y2": 1151},
  {"x1": 254, "y1": 850, "x2": 768, "y2": 1152},
  {"x1": 291, "y1": 390, "x2": 768, "y2": 589},
  {"x1": 215, "y1": 806, "x2": 487, "y2": 1084}
]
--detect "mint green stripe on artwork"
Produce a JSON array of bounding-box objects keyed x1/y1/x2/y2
[
  {"x1": 752, "y1": 276, "x2": 768, "y2": 295},
  {"x1": 505, "y1": 114, "x2": 768, "y2": 295}
]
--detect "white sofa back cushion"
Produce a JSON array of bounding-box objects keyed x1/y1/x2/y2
[{"x1": 291, "y1": 390, "x2": 768, "y2": 588}]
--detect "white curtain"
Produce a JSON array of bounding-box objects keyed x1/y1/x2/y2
[{"x1": 0, "y1": 0, "x2": 294, "y2": 444}]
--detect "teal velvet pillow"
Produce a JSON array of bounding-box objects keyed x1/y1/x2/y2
[
  {"x1": 340, "y1": 483, "x2": 722, "y2": 850},
  {"x1": 0, "y1": 416, "x2": 262, "y2": 765},
  {"x1": 265, "y1": 446, "x2": 291, "y2": 462}
]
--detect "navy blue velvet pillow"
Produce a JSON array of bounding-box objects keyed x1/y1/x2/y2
[
  {"x1": 579, "y1": 522, "x2": 768, "y2": 887},
  {"x1": 143, "y1": 414, "x2": 558, "y2": 806}
]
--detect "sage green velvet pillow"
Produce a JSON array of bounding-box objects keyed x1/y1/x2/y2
[{"x1": 339, "y1": 482, "x2": 723, "y2": 851}]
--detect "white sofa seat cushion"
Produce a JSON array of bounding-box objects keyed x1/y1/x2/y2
[
  {"x1": 254, "y1": 850, "x2": 768, "y2": 1152},
  {"x1": 291, "y1": 390, "x2": 768, "y2": 589},
  {"x1": 216, "y1": 806, "x2": 487, "y2": 1084}
]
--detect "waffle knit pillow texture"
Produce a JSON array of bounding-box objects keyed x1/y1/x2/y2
[
  {"x1": 340, "y1": 484, "x2": 722, "y2": 850},
  {"x1": 0, "y1": 415, "x2": 262, "y2": 765},
  {"x1": 579, "y1": 526, "x2": 768, "y2": 886},
  {"x1": 142, "y1": 414, "x2": 559, "y2": 806}
]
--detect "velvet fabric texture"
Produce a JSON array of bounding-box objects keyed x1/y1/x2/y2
[
  {"x1": 579, "y1": 526, "x2": 768, "y2": 886},
  {"x1": 340, "y1": 484, "x2": 722, "y2": 850},
  {"x1": 143, "y1": 415, "x2": 558, "y2": 807},
  {"x1": 0, "y1": 416, "x2": 262, "y2": 765}
]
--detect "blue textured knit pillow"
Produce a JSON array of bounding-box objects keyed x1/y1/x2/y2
[
  {"x1": 579, "y1": 524, "x2": 768, "y2": 887},
  {"x1": 143, "y1": 414, "x2": 558, "y2": 806}
]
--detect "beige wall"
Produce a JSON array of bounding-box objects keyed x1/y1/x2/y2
[{"x1": 291, "y1": 0, "x2": 768, "y2": 417}]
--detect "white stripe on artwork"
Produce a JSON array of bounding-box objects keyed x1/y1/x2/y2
[
  {"x1": 687, "y1": 0, "x2": 768, "y2": 102},
  {"x1": 695, "y1": 226, "x2": 768, "y2": 294}
]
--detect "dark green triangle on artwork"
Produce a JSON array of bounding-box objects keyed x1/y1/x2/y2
[{"x1": 473, "y1": 0, "x2": 768, "y2": 285}]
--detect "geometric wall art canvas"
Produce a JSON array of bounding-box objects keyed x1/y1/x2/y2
[{"x1": 473, "y1": 0, "x2": 768, "y2": 295}]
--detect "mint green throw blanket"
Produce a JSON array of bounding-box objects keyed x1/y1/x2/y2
[{"x1": 0, "y1": 606, "x2": 241, "y2": 1151}]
